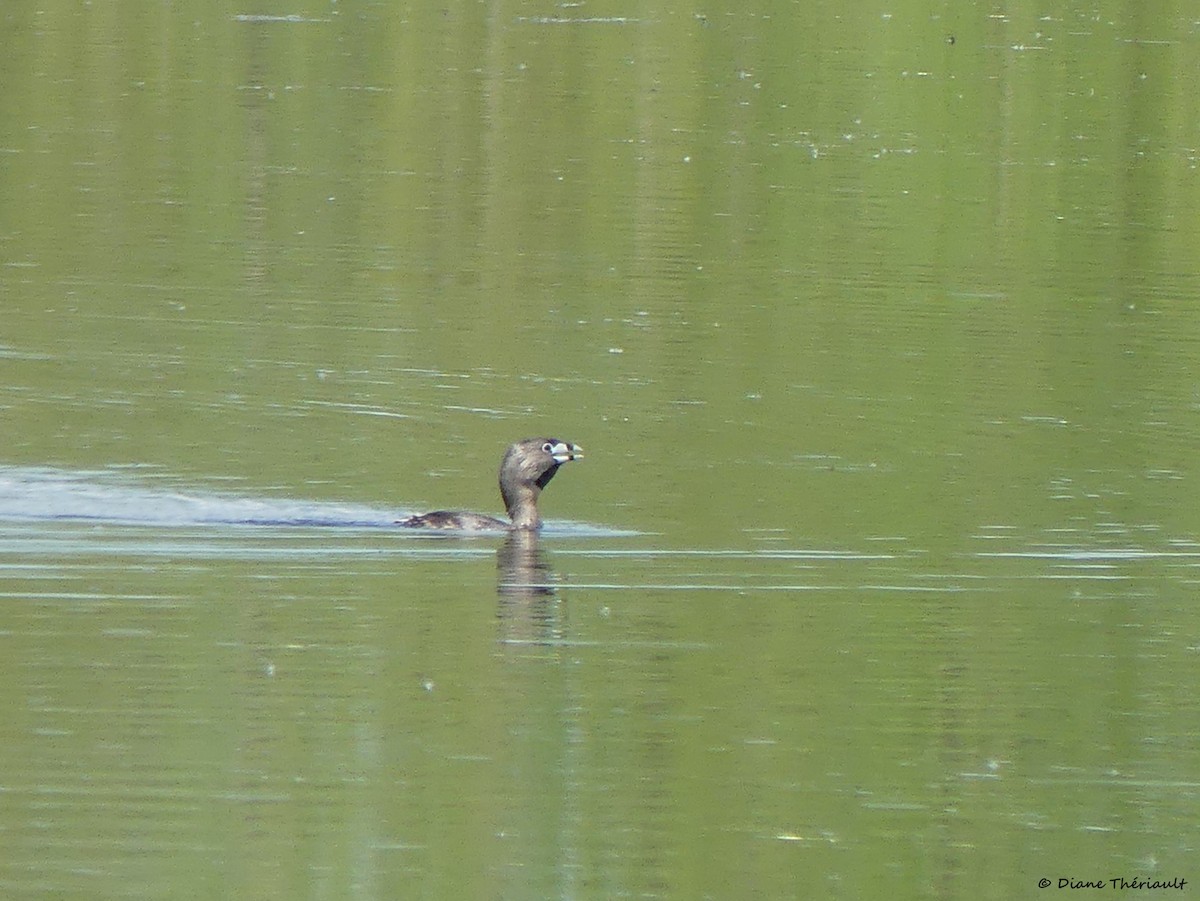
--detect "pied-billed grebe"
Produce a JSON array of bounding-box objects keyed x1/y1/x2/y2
[{"x1": 397, "y1": 437, "x2": 583, "y2": 531}]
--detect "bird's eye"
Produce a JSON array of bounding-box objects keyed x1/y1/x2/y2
[{"x1": 542, "y1": 442, "x2": 553, "y2": 453}]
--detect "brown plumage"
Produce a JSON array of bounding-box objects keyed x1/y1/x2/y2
[{"x1": 397, "y1": 438, "x2": 583, "y2": 531}]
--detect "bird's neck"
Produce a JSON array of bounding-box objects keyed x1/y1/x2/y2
[{"x1": 503, "y1": 484, "x2": 542, "y2": 530}]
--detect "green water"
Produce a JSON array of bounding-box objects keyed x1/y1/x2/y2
[{"x1": 2, "y1": 2, "x2": 1199, "y2": 898}]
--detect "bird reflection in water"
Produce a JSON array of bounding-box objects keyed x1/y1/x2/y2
[{"x1": 496, "y1": 530, "x2": 565, "y2": 644}]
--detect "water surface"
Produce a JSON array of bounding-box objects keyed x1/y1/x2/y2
[{"x1": 3, "y1": 2, "x2": 1200, "y2": 898}]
